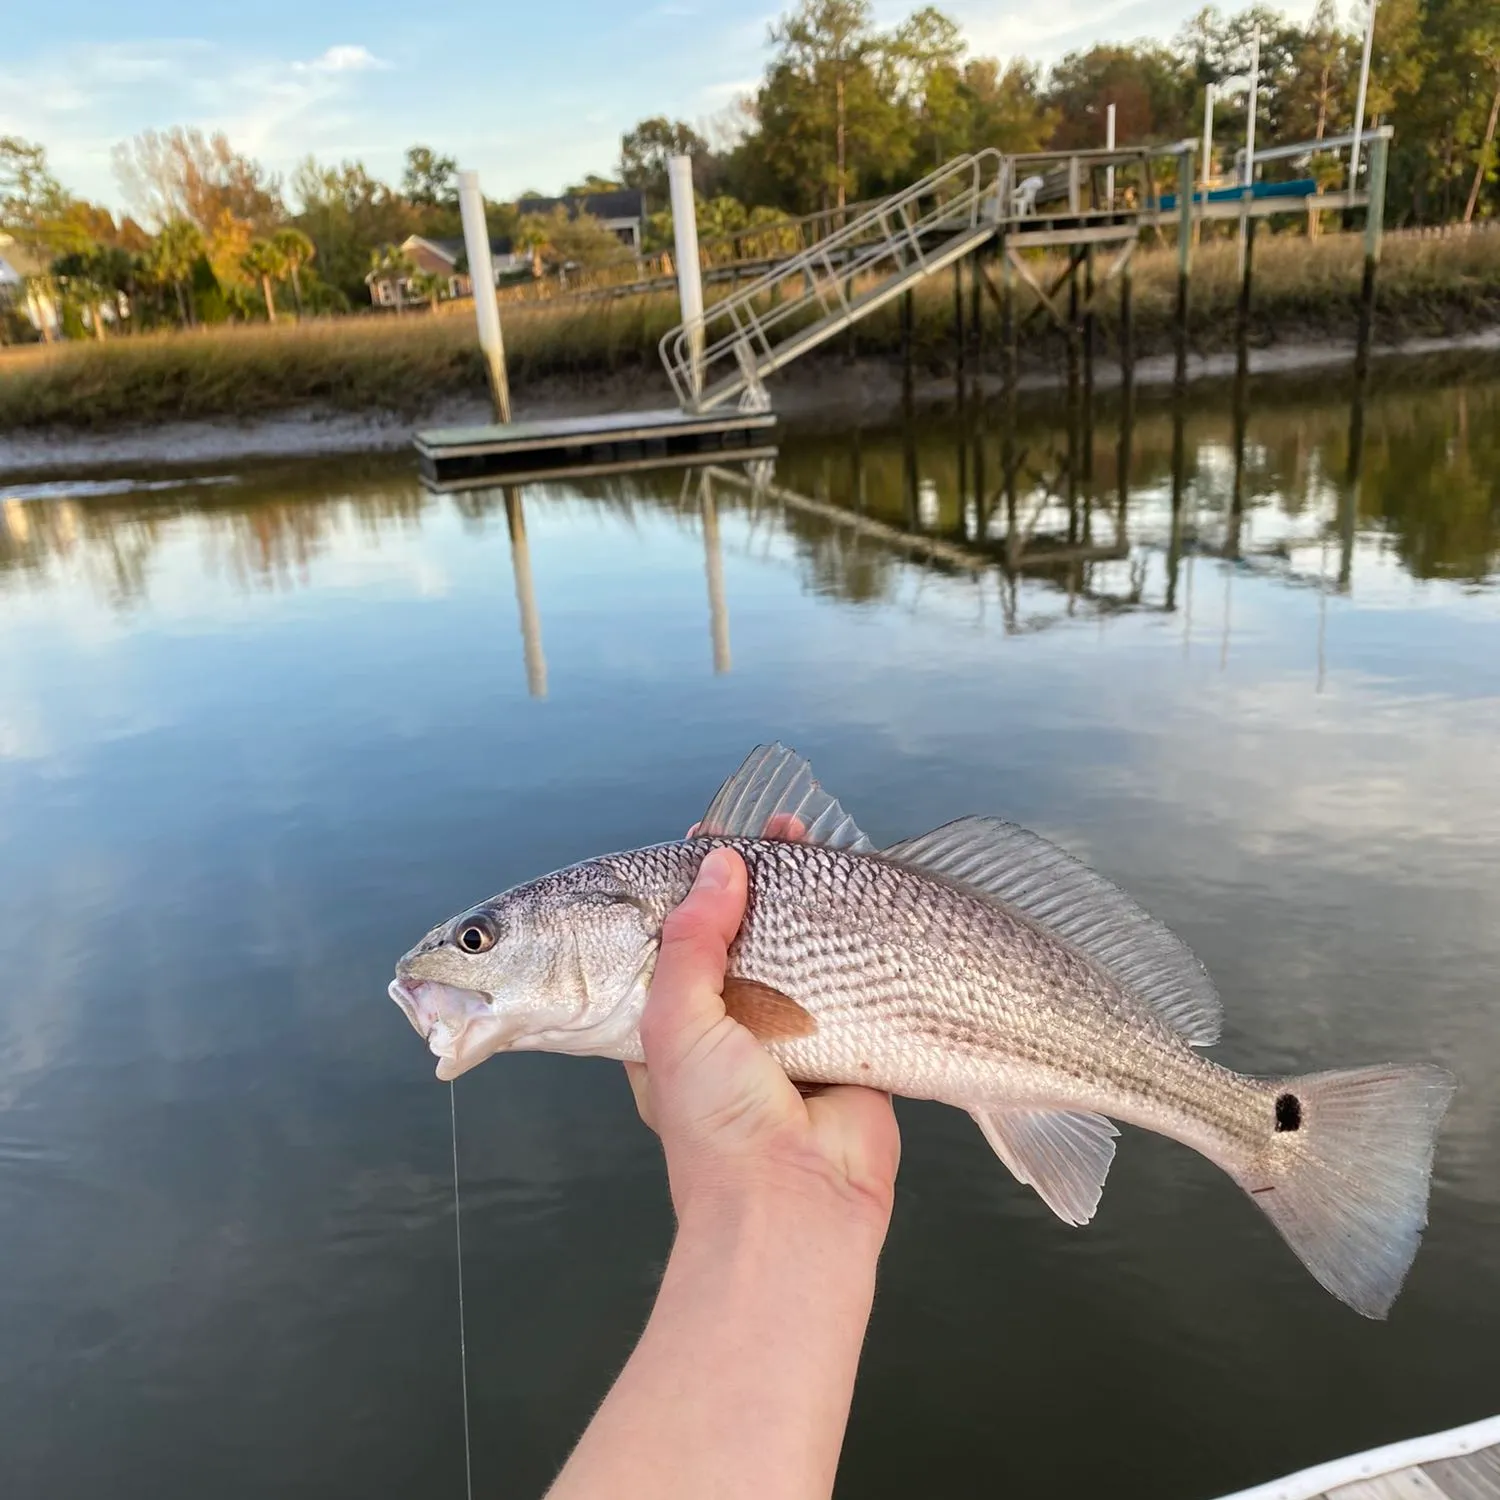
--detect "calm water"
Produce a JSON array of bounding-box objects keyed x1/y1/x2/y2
[{"x1": 2, "y1": 368, "x2": 1498, "y2": 1500}]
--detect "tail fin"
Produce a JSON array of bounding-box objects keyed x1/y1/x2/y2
[{"x1": 1236, "y1": 1064, "x2": 1456, "y2": 1319}]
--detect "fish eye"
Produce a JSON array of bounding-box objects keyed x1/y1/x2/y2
[{"x1": 455, "y1": 915, "x2": 497, "y2": 954}]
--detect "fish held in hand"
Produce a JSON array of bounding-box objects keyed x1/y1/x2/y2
[{"x1": 390, "y1": 744, "x2": 1455, "y2": 1319}]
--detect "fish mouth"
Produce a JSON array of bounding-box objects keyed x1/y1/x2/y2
[{"x1": 389, "y1": 977, "x2": 519, "y2": 1082}]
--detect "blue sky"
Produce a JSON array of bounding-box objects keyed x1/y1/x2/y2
[{"x1": 4, "y1": 0, "x2": 1325, "y2": 217}]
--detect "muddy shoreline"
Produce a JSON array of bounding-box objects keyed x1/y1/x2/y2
[{"x1": 3, "y1": 325, "x2": 1498, "y2": 479}]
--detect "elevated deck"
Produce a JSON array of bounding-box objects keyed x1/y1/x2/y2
[{"x1": 415, "y1": 408, "x2": 778, "y2": 491}]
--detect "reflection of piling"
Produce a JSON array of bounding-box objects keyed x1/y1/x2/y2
[
  {"x1": 1341, "y1": 386, "x2": 1365, "y2": 592},
  {"x1": 505, "y1": 490, "x2": 547, "y2": 698},
  {"x1": 1227, "y1": 379, "x2": 1247, "y2": 562},
  {"x1": 1166, "y1": 403, "x2": 1186, "y2": 611},
  {"x1": 700, "y1": 474, "x2": 732, "y2": 674}
]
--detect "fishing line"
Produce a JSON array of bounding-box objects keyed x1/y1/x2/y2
[{"x1": 450, "y1": 1081, "x2": 475, "y2": 1500}]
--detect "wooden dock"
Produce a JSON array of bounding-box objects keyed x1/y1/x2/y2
[
  {"x1": 1214, "y1": 1414, "x2": 1500, "y2": 1500},
  {"x1": 415, "y1": 408, "x2": 777, "y2": 491}
]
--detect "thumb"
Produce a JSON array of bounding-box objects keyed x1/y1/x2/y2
[{"x1": 639, "y1": 846, "x2": 747, "y2": 1072}]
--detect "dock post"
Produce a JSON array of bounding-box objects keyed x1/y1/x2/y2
[
  {"x1": 667, "y1": 154, "x2": 705, "y2": 401},
  {"x1": 953, "y1": 259, "x2": 966, "y2": 395},
  {"x1": 1174, "y1": 146, "x2": 1194, "y2": 401},
  {"x1": 505, "y1": 490, "x2": 546, "y2": 697},
  {"x1": 901, "y1": 288, "x2": 914, "y2": 406},
  {"x1": 1235, "y1": 215, "x2": 1256, "y2": 400},
  {"x1": 1082, "y1": 245, "x2": 1096, "y2": 481},
  {"x1": 1353, "y1": 131, "x2": 1388, "y2": 392},
  {"x1": 458, "y1": 170, "x2": 511, "y2": 423}
]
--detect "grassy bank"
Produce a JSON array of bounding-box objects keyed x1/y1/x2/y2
[{"x1": 3, "y1": 230, "x2": 1499, "y2": 431}]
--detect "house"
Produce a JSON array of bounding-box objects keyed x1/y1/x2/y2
[
  {"x1": 0, "y1": 234, "x2": 59, "y2": 338},
  {"x1": 365, "y1": 234, "x2": 530, "y2": 308},
  {"x1": 514, "y1": 190, "x2": 646, "y2": 252}
]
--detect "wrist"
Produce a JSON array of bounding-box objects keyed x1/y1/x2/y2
[{"x1": 671, "y1": 1158, "x2": 893, "y2": 1258}]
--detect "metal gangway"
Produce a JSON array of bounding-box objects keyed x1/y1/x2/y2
[{"x1": 659, "y1": 151, "x2": 1008, "y2": 413}]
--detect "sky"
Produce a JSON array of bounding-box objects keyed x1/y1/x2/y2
[{"x1": 3, "y1": 0, "x2": 1328, "y2": 219}]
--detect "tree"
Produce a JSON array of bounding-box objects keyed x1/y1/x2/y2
[
  {"x1": 402, "y1": 146, "x2": 457, "y2": 208},
  {"x1": 271, "y1": 227, "x2": 316, "y2": 318},
  {"x1": 1459, "y1": 11, "x2": 1500, "y2": 221},
  {"x1": 292, "y1": 158, "x2": 415, "y2": 303},
  {"x1": 241, "y1": 239, "x2": 285, "y2": 321},
  {"x1": 563, "y1": 173, "x2": 626, "y2": 195},
  {"x1": 0, "y1": 136, "x2": 71, "y2": 259},
  {"x1": 515, "y1": 206, "x2": 630, "y2": 273},
  {"x1": 763, "y1": 0, "x2": 903, "y2": 212},
  {"x1": 409, "y1": 268, "x2": 448, "y2": 311},
  {"x1": 619, "y1": 118, "x2": 709, "y2": 208},
  {"x1": 147, "y1": 217, "x2": 205, "y2": 325},
  {"x1": 113, "y1": 128, "x2": 283, "y2": 232}
]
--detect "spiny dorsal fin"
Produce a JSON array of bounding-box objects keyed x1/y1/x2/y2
[
  {"x1": 697, "y1": 744, "x2": 875, "y2": 851},
  {"x1": 971, "y1": 1106, "x2": 1119, "y2": 1226},
  {"x1": 885, "y1": 817, "x2": 1221, "y2": 1046}
]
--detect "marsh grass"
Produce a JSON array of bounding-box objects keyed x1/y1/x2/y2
[{"x1": 2, "y1": 230, "x2": 1497, "y2": 430}]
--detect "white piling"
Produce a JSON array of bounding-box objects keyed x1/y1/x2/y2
[
  {"x1": 1201, "y1": 82, "x2": 1216, "y2": 190},
  {"x1": 1350, "y1": 0, "x2": 1379, "y2": 191},
  {"x1": 1238, "y1": 25, "x2": 1260, "y2": 278},
  {"x1": 1105, "y1": 103, "x2": 1116, "y2": 208},
  {"x1": 667, "y1": 153, "x2": 705, "y2": 401},
  {"x1": 457, "y1": 169, "x2": 511, "y2": 424}
]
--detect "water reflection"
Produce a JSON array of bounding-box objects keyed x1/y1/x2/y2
[{"x1": 2, "y1": 364, "x2": 1499, "y2": 1500}]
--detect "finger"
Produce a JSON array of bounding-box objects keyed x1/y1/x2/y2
[
  {"x1": 622, "y1": 1060, "x2": 655, "y2": 1131},
  {"x1": 762, "y1": 813, "x2": 808, "y2": 842},
  {"x1": 640, "y1": 846, "x2": 747, "y2": 1070}
]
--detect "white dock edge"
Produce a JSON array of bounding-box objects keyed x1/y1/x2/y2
[{"x1": 1214, "y1": 1414, "x2": 1500, "y2": 1500}]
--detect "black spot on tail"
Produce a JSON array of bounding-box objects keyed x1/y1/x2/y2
[{"x1": 1274, "y1": 1092, "x2": 1302, "y2": 1132}]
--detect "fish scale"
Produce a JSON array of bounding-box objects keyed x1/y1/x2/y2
[{"x1": 390, "y1": 743, "x2": 1456, "y2": 1319}]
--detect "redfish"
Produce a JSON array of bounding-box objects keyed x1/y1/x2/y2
[{"x1": 391, "y1": 744, "x2": 1454, "y2": 1318}]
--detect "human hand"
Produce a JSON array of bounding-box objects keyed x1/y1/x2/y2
[{"x1": 623, "y1": 832, "x2": 900, "y2": 1236}]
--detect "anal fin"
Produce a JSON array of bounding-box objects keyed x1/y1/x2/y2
[{"x1": 971, "y1": 1106, "x2": 1119, "y2": 1227}]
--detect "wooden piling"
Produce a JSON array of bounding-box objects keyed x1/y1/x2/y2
[
  {"x1": 901, "y1": 287, "x2": 914, "y2": 406},
  {"x1": 1235, "y1": 215, "x2": 1256, "y2": 401},
  {"x1": 1354, "y1": 132, "x2": 1389, "y2": 392},
  {"x1": 1082, "y1": 245, "x2": 1095, "y2": 482},
  {"x1": 1174, "y1": 148, "x2": 1194, "y2": 401},
  {"x1": 953, "y1": 259, "x2": 966, "y2": 395}
]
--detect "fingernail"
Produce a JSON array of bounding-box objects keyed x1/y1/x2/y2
[{"x1": 694, "y1": 848, "x2": 732, "y2": 892}]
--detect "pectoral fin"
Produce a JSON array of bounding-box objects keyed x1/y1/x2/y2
[
  {"x1": 722, "y1": 977, "x2": 818, "y2": 1042},
  {"x1": 971, "y1": 1106, "x2": 1119, "y2": 1226}
]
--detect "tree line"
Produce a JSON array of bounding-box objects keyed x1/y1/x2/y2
[{"x1": 2, "y1": 0, "x2": 1496, "y2": 342}]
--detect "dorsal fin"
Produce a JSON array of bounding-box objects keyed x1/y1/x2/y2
[
  {"x1": 697, "y1": 744, "x2": 875, "y2": 851},
  {"x1": 884, "y1": 817, "x2": 1221, "y2": 1046}
]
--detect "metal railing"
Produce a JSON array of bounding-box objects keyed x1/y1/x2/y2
[{"x1": 660, "y1": 150, "x2": 1006, "y2": 411}]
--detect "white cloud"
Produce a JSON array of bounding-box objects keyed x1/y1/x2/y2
[{"x1": 297, "y1": 44, "x2": 388, "y2": 75}]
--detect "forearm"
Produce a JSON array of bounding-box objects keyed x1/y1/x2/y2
[{"x1": 547, "y1": 1185, "x2": 886, "y2": 1500}]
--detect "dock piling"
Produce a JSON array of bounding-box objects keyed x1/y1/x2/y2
[
  {"x1": 667, "y1": 155, "x2": 705, "y2": 401},
  {"x1": 1354, "y1": 132, "x2": 1389, "y2": 391},
  {"x1": 458, "y1": 170, "x2": 512, "y2": 424},
  {"x1": 1174, "y1": 146, "x2": 1194, "y2": 401}
]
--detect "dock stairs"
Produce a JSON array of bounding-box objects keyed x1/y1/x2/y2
[{"x1": 660, "y1": 150, "x2": 1008, "y2": 413}]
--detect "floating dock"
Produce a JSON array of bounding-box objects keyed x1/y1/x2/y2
[
  {"x1": 1213, "y1": 1413, "x2": 1500, "y2": 1500},
  {"x1": 416, "y1": 408, "x2": 778, "y2": 492}
]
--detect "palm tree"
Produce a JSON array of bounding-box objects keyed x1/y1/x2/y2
[
  {"x1": 271, "y1": 227, "x2": 315, "y2": 319},
  {"x1": 369, "y1": 243, "x2": 417, "y2": 314},
  {"x1": 241, "y1": 239, "x2": 285, "y2": 322},
  {"x1": 148, "y1": 218, "x2": 205, "y2": 327},
  {"x1": 410, "y1": 269, "x2": 447, "y2": 312}
]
